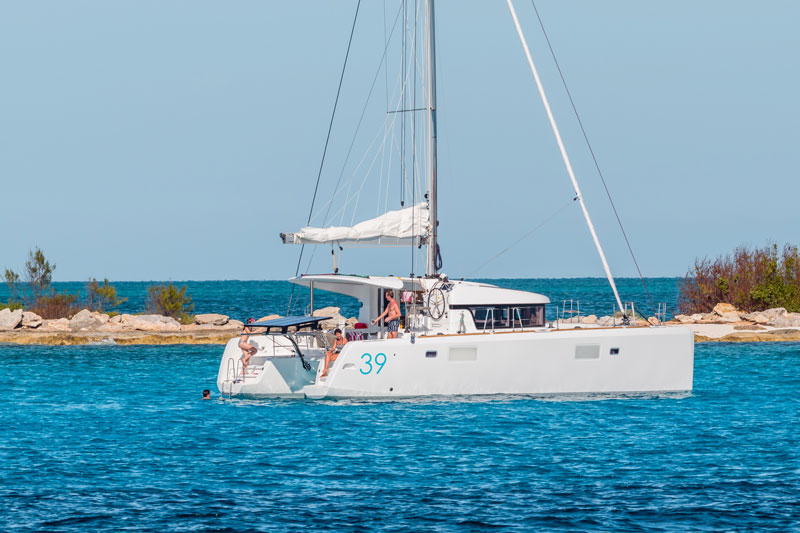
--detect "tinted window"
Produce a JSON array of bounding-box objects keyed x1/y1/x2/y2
[{"x1": 458, "y1": 304, "x2": 545, "y2": 329}]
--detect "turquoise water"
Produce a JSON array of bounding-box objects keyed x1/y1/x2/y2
[
  {"x1": 2, "y1": 279, "x2": 798, "y2": 530},
  {"x1": 0, "y1": 277, "x2": 681, "y2": 321},
  {"x1": 1, "y1": 342, "x2": 798, "y2": 531}
]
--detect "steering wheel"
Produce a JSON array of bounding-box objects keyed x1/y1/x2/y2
[{"x1": 427, "y1": 287, "x2": 446, "y2": 320}]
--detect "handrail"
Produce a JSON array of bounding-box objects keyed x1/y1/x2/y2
[{"x1": 512, "y1": 307, "x2": 524, "y2": 331}]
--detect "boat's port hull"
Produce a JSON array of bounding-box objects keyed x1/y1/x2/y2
[{"x1": 217, "y1": 326, "x2": 694, "y2": 399}]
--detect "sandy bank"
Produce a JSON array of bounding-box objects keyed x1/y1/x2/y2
[
  {"x1": 0, "y1": 329, "x2": 238, "y2": 346},
  {"x1": 676, "y1": 323, "x2": 800, "y2": 343}
]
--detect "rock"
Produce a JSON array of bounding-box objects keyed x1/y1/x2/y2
[
  {"x1": 180, "y1": 324, "x2": 199, "y2": 331},
  {"x1": 195, "y1": 313, "x2": 229, "y2": 326},
  {"x1": 769, "y1": 312, "x2": 800, "y2": 328},
  {"x1": 320, "y1": 317, "x2": 345, "y2": 331},
  {"x1": 41, "y1": 318, "x2": 70, "y2": 331},
  {"x1": 313, "y1": 307, "x2": 340, "y2": 318},
  {"x1": 713, "y1": 303, "x2": 738, "y2": 316},
  {"x1": 763, "y1": 308, "x2": 787, "y2": 320},
  {"x1": 741, "y1": 312, "x2": 769, "y2": 324},
  {"x1": 258, "y1": 314, "x2": 281, "y2": 322},
  {"x1": 346, "y1": 317, "x2": 358, "y2": 327},
  {"x1": 69, "y1": 309, "x2": 110, "y2": 332},
  {"x1": 734, "y1": 324, "x2": 767, "y2": 331},
  {"x1": 597, "y1": 316, "x2": 615, "y2": 327},
  {"x1": 718, "y1": 312, "x2": 741, "y2": 323},
  {"x1": 0, "y1": 308, "x2": 23, "y2": 330},
  {"x1": 313, "y1": 306, "x2": 345, "y2": 330},
  {"x1": 581, "y1": 315, "x2": 598, "y2": 324},
  {"x1": 109, "y1": 315, "x2": 123, "y2": 324},
  {"x1": 21, "y1": 311, "x2": 43, "y2": 329},
  {"x1": 228, "y1": 319, "x2": 244, "y2": 329},
  {"x1": 95, "y1": 322, "x2": 124, "y2": 332},
  {"x1": 119, "y1": 314, "x2": 181, "y2": 332},
  {"x1": 647, "y1": 316, "x2": 659, "y2": 326},
  {"x1": 675, "y1": 313, "x2": 712, "y2": 324}
]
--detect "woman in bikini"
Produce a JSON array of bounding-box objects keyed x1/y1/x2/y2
[
  {"x1": 320, "y1": 328, "x2": 347, "y2": 378},
  {"x1": 239, "y1": 318, "x2": 258, "y2": 373}
]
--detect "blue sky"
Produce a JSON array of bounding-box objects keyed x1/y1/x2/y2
[{"x1": 1, "y1": 1, "x2": 798, "y2": 281}]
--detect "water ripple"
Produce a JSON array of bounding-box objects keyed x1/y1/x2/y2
[{"x1": 0, "y1": 343, "x2": 798, "y2": 531}]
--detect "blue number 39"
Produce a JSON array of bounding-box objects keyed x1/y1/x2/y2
[{"x1": 360, "y1": 353, "x2": 387, "y2": 375}]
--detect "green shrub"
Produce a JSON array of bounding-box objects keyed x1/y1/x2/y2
[
  {"x1": 146, "y1": 283, "x2": 194, "y2": 324},
  {"x1": 679, "y1": 243, "x2": 800, "y2": 314},
  {"x1": 1, "y1": 300, "x2": 23, "y2": 311},
  {"x1": 86, "y1": 278, "x2": 127, "y2": 313}
]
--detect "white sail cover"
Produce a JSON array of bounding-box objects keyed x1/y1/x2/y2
[{"x1": 282, "y1": 203, "x2": 429, "y2": 246}]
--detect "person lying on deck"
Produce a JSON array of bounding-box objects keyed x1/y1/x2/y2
[
  {"x1": 239, "y1": 318, "x2": 258, "y2": 373},
  {"x1": 321, "y1": 328, "x2": 347, "y2": 378}
]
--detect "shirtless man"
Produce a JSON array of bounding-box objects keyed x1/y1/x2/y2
[
  {"x1": 239, "y1": 318, "x2": 258, "y2": 373},
  {"x1": 373, "y1": 291, "x2": 402, "y2": 339},
  {"x1": 320, "y1": 328, "x2": 347, "y2": 378}
]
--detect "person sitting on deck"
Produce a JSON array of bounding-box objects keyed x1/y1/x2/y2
[
  {"x1": 321, "y1": 328, "x2": 347, "y2": 378},
  {"x1": 239, "y1": 318, "x2": 258, "y2": 373},
  {"x1": 373, "y1": 291, "x2": 402, "y2": 339}
]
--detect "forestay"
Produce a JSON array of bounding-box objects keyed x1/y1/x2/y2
[{"x1": 281, "y1": 203, "x2": 428, "y2": 246}]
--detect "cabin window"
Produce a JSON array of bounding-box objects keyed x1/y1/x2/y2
[{"x1": 453, "y1": 304, "x2": 545, "y2": 329}]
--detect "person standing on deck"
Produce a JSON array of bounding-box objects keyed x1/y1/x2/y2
[{"x1": 373, "y1": 291, "x2": 401, "y2": 339}]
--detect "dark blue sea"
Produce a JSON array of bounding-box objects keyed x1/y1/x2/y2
[
  {"x1": 0, "y1": 277, "x2": 682, "y2": 322},
  {"x1": 2, "y1": 279, "x2": 799, "y2": 531}
]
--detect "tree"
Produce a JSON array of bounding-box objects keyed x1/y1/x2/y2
[
  {"x1": 4, "y1": 247, "x2": 55, "y2": 308},
  {"x1": 86, "y1": 278, "x2": 127, "y2": 313},
  {"x1": 4, "y1": 248, "x2": 78, "y2": 317}
]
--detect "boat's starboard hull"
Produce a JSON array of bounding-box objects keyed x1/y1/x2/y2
[{"x1": 217, "y1": 326, "x2": 694, "y2": 399}]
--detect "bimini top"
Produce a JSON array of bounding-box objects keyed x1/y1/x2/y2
[
  {"x1": 249, "y1": 315, "x2": 331, "y2": 334},
  {"x1": 290, "y1": 274, "x2": 404, "y2": 298}
]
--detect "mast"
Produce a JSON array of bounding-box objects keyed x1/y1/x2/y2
[
  {"x1": 425, "y1": 0, "x2": 439, "y2": 277},
  {"x1": 505, "y1": 0, "x2": 625, "y2": 315}
]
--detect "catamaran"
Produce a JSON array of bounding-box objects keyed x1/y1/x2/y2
[{"x1": 217, "y1": 1, "x2": 694, "y2": 399}]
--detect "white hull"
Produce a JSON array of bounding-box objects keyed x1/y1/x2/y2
[{"x1": 217, "y1": 325, "x2": 693, "y2": 399}]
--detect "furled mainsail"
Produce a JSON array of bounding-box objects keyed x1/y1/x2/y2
[{"x1": 281, "y1": 203, "x2": 429, "y2": 246}]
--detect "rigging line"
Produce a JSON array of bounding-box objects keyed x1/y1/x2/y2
[
  {"x1": 303, "y1": 112, "x2": 400, "y2": 273},
  {"x1": 303, "y1": 2, "x2": 404, "y2": 272},
  {"x1": 411, "y1": 0, "x2": 419, "y2": 276},
  {"x1": 314, "y1": 112, "x2": 394, "y2": 227},
  {"x1": 383, "y1": 0, "x2": 389, "y2": 112},
  {"x1": 529, "y1": 0, "x2": 655, "y2": 314},
  {"x1": 466, "y1": 197, "x2": 575, "y2": 277},
  {"x1": 313, "y1": 1, "x2": 404, "y2": 229},
  {"x1": 288, "y1": 0, "x2": 362, "y2": 315}
]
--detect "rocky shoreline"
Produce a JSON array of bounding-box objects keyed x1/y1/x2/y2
[
  {"x1": 1, "y1": 304, "x2": 800, "y2": 346},
  {"x1": 0, "y1": 306, "x2": 357, "y2": 346}
]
